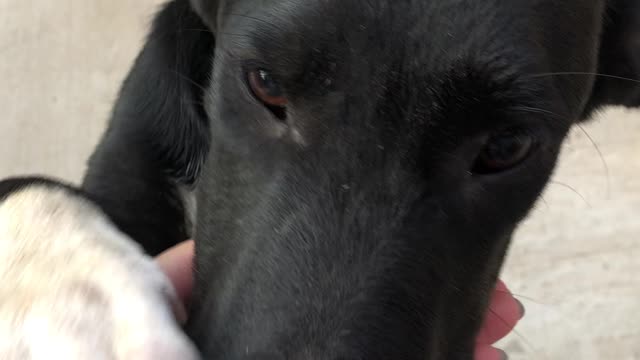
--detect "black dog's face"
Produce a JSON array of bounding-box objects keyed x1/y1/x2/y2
[{"x1": 187, "y1": 0, "x2": 605, "y2": 358}]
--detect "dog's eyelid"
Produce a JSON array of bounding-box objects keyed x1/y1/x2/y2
[
  {"x1": 470, "y1": 127, "x2": 536, "y2": 175},
  {"x1": 243, "y1": 65, "x2": 289, "y2": 120}
]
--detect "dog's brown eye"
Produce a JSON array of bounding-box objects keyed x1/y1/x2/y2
[
  {"x1": 472, "y1": 129, "x2": 534, "y2": 174},
  {"x1": 247, "y1": 69, "x2": 288, "y2": 108}
]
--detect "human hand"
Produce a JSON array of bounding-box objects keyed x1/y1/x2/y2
[{"x1": 474, "y1": 280, "x2": 524, "y2": 360}]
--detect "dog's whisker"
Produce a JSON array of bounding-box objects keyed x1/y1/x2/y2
[
  {"x1": 526, "y1": 71, "x2": 640, "y2": 84},
  {"x1": 217, "y1": 31, "x2": 254, "y2": 39},
  {"x1": 487, "y1": 308, "x2": 550, "y2": 360},
  {"x1": 512, "y1": 105, "x2": 612, "y2": 200},
  {"x1": 165, "y1": 68, "x2": 210, "y2": 93},
  {"x1": 510, "y1": 105, "x2": 562, "y2": 119},
  {"x1": 575, "y1": 123, "x2": 611, "y2": 198},
  {"x1": 493, "y1": 289, "x2": 551, "y2": 306},
  {"x1": 143, "y1": 28, "x2": 213, "y2": 48},
  {"x1": 510, "y1": 105, "x2": 571, "y2": 125},
  {"x1": 537, "y1": 195, "x2": 550, "y2": 209},
  {"x1": 225, "y1": 12, "x2": 276, "y2": 27},
  {"x1": 548, "y1": 181, "x2": 591, "y2": 207},
  {"x1": 178, "y1": 28, "x2": 214, "y2": 34}
]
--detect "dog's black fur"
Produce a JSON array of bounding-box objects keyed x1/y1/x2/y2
[{"x1": 3, "y1": 0, "x2": 639, "y2": 359}]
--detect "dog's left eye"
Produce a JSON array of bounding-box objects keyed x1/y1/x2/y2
[
  {"x1": 472, "y1": 129, "x2": 535, "y2": 174},
  {"x1": 247, "y1": 69, "x2": 288, "y2": 113}
]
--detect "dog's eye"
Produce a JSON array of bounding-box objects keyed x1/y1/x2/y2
[
  {"x1": 247, "y1": 69, "x2": 288, "y2": 115},
  {"x1": 472, "y1": 129, "x2": 534, "y2": 174}
]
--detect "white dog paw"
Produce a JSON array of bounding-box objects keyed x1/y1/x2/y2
[{"x1": 0, "y1": 185, "x2": 200, "y2": 360}]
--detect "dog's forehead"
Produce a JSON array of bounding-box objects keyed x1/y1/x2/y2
[
  {"x1": 223, "y1": 0, "x2": 603, "y2": 72},
  {"x1": 224, "y1": 0, "x2": 587, "y2": 37},
  {"x1": 227, "y1": 0, "x2": 513, "y2": 48}
]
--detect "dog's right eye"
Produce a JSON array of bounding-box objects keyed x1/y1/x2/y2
[
  {"x1": 247, "y1": 69, "x2": 288, "y2": 119},
  {"x1": 472, "y1": 128, "x2": 535, "y2": 175}
]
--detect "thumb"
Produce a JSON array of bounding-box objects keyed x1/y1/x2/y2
[{"x1": 156, "y1": 240, "x2": 196, "y2": 305}]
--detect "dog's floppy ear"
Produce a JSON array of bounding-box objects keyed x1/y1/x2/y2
[
  {"x1": 584, "y1": 0, "x2": 640, "y2": 116},
  {"x1": 82, "y1": 0, "x2": 217, "y2": 254},
  {"x1": 190, "y1": 0, "x2": 219, "y2": 30}
]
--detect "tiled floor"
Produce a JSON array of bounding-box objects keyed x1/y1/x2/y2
[{"x1": 1, "y1": 1, "x2": 638, "y2": 358}]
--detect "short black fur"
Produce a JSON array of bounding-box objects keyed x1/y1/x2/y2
[
  {"x1": 83, "y1": 0, "x2": 215, "y2": 255},
  {"x1": 9, "y1": 0, "x2": 640, "y2": 359}
]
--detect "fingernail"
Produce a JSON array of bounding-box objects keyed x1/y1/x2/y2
[
  {"x1": 499, "y1": 349, "x2": 509, "y2": 360},
  {"x1": 516, "y1": 298, "x2": 526, "y2": 319}
]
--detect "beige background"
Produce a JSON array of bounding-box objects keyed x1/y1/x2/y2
[{"x1": 0, "y1": 1, "x2": 638, "y2": 359}]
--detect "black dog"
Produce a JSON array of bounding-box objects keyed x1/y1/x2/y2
[{"x1": 2, "y1": 0, "x2": 639, "y2": 359}]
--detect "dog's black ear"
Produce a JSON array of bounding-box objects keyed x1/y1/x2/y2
[
  {"x1": 82, "y1": 0, "x2": 217, "y2": 255},
  {"x1": 584, "y1": 0, "x2": 640, "y2": 117},
  {"x1": 190, "y1": 0, "x2": 219, "y2": 30}
]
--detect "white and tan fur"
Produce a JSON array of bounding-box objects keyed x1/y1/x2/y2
[{"x1": 0, "y1": 185, "x2": 199, "y2": 359}]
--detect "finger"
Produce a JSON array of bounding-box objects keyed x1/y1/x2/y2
[
  {"x1": 156, "y1": 240, "x2": 196, "y2": 305},
  {"x1": 475, "y1": 346, "x2": 508, "y2": 360},
  {"x1": 476, "y1": 280, "x2": 525, "y2": 345}
]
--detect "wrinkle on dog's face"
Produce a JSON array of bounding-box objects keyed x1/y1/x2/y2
[{"x1": 187, "y1": 0, "x2": 606, "y2": 358}]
